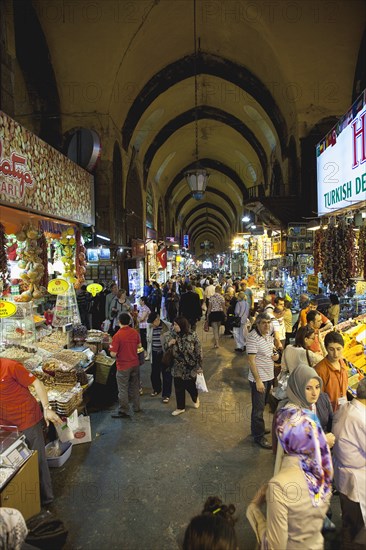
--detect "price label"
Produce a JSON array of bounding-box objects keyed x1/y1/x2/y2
[
  {"x1": 307, "y1": 274, "x2": 319, "y2": 294},
  {"x1": 0, "y1": 300, "x2": 17, "y2": 318},
  {"x1": 87, "y1": 283, "x2": 103, "y2": 297},
  {"x1": 48, "y1": 279, "x2": 70, "y2": 295}
]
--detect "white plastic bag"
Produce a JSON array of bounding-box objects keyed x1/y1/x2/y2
[
  {"x1": 69, "y1": 414, "x2": 92, "y2": 445},
  {"x1": 196, "y1": 372, "x2": 208, "y2": 392},
  {"x1": 101, "y1": 319, "x2": 111, "y2": 332}
]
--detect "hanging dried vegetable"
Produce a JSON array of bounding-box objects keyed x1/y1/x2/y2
[
  {"x1": 0, "y1": 222, "x2": 10, "y2": 290},
  {"x1": 357, "y1": 226, "x2": 366, "y2": 278},
  {"x1": 38, "y1": 230, "x2": 48, "y2": 289},
  {"x1": 321, "y1": 219, "x2": 357, "y2": 295},
  {"x1": 15, "y1": 223, "x2": 45, "y2": 301},
  {"x1": 313, "y1": 229, "x2": 325, "y2": 275},
  {"x1": 75, "y1": 229, "x2": 87, "y2": 289}
]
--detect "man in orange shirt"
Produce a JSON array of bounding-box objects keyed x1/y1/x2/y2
[
  {"x1": 315, "y1": 331, "x2": 348, "y2": 412},
  {"x1": 299, "y1": 299, "x2": 332, "y2": 330}
]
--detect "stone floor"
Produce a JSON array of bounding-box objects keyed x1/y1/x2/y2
[{"x1": 50, "y1": 323, "x2": 342, "y2": 550}]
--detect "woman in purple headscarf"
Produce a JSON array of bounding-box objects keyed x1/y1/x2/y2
[{"x1": 247, "y1": 364, "x2": 334, "y2": 549}]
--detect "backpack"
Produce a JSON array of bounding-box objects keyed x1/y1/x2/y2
[{"x1": 26, "y1": 510, "x2": 68, "y2": 549}]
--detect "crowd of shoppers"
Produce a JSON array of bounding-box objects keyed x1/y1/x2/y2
[{"x1": 40, "y1": 271, "x2": 365, "y2": 548}]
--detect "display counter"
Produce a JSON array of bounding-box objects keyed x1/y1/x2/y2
[{"x1": 0, "y1": 451, "x2": 41, "y2": 520}]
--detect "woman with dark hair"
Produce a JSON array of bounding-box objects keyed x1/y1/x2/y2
[
  {"x1": 183, "y1": 496, "x2": 238, "y2": 550},
  {"x1": 166, "y1": 316, "x2": 202, "y2": 416},
  {"x1": 281, "y1": 325, "x2": 324, "y2": 373},
  {"x1": 149, "y1": 281, "x2": 162, "y2": 314},
  {"x1": 166, "y1": 284, "x2": 180, "y2": 323}
]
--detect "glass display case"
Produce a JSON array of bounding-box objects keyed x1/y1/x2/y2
[
  {"x1": 0, "y1": 301, "x2": 36, "y2": 346},
  {"x1": 52, "y1": 286, "x2": 81, "y2": 327},
  {"x1": 339, "y1": 295, "x2": 366, "y2": 321}
]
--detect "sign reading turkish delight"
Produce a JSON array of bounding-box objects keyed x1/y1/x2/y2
[
  {"x1": 0, "y1": 112, "x2": 95, "y2": 225},
  {"x1": 316, "y1": 90, "x2": 366, "y2": 216}
]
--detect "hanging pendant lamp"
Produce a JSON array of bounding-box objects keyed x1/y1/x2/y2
[{"x1": 185, "y1": 0, "x2": 209, "y2": 200}]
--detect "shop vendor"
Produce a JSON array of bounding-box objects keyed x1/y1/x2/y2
[{"x1": 0, "y1": 358, "x2": 63, "y2": 506}]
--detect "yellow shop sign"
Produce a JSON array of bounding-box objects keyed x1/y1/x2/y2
[
  {"x1": 0, "y1": 300, "x2": 17, "y2": 318},
  {"x1": 48, "y1": 279, "x2": 70, "y2": 295},
  {"x1": 87, "y1": 283, "x2": 103, "y2": 297}
]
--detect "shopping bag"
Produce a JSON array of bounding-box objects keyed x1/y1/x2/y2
[
  {"x1": 272, "y1": 371, "x2": 290, "y2": 401},
  {"x1": 101, "y1": 319, "x2": 111, "y2": 332},
  {"x1": 196, "y1": 372, "x2": 208, "y2": 392},
  {"x1": 69, "y1": 414, "x2": 92, "y2": 445}
]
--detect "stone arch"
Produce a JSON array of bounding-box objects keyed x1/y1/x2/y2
[
  {"x1": 13, "y1": 0, "x2": 61, "y2": 148},
  {"x1": 122, "y1": 52, "x2": 288, "y2": 152},
  {"x1": 143, "y1": 106, "x2": 268, "y2": 185}
]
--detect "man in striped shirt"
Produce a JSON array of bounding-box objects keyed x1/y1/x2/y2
[{"x1": 247, "y1": 313, "x2": 279, "y2": 449}]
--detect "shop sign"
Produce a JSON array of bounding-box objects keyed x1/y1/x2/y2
[
  {"x1": 131, "y1": 239, "x2": 145, "y2": 258},
  {"x1": 0, "y1": 300, "x2": 17, "y2": 318},
  {"x1": 307, "y1": 274, "x2": 319, "y2": 294},
  {"x1": 316, "y1": 90, "x2": 366, "y2": 215},
  {"x1": 0, "y1": 111, "x2": 95, "y2": 225},
  {"x1": 48, "y1": 278, "x2": 70, "y2": 295},
  {"x1": 146, "y1": 227, "x2": 157, "y2": 239},
  {"x1": 86, "y1": 283, "x2": 103, "y2": 297}
]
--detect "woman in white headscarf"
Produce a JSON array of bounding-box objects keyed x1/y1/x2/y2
[{"x1": 247, "y1": 364, "x2": 334, "y2": 549}]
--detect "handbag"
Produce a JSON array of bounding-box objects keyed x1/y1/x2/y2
[
  {"x1": 228, "y1": 315, "x2": 241, "y2": 328},
  {"x1": 110, "y1": 298, "x2": 118, "y2": 319},
  {"x1": 137, "y1": 346, "x2": 145, "y2": 366},
  {"x1": 203, "y1": 320, "x2": 209, "y2": 332},
  {"x1": 161, "y1": 347, "x2": 174, "y2": 369},
  {"x1": 196, "y1": 372, "x2": 208, "y2": 392}
]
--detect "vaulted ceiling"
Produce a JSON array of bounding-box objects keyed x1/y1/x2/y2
[{"x1": 9, "y1": 0, "x2": 366, "y2": 251}]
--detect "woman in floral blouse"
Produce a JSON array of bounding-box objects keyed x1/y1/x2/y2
[{"x1": 167, "y1": 316, "x2": 202, "y2": 416}]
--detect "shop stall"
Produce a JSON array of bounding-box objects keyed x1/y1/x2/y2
[
  {"x1": 0, "y1": 112, "x2": 102, "y2": 449},
  {"x1": 313, "y1": 89, "x2": 366, "y2": 321}
]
